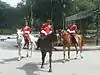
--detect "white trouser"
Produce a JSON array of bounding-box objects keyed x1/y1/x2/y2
[
  {"x1": 41, "y1": 30, "x2": 47, "y2": 35},
  {"x1": 67, "y1": 29, "x2": 75, "y2": 33},
  {"x1": 24, "y1": 31, "x2": 30, "y2": 34},
  {"x1": 49, "y1": 31, "x2": 52, "y2": 34}
]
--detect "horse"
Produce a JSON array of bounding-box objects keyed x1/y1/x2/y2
[
  {"x1": 16, "y1": 29, "x2": 37, "y2": 61},
  {"x1": 57, "y1": 30, "x2": 85, "y2": 63},
  {"x1": 39, "y1": 31, "x2": 58, "y2": 72}
]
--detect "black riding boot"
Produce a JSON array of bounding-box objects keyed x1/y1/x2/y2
[
  {"x1": 71, "y1": 35, "x2": 78, "y2": 45},
  {"x1": 36, "y1": 38, "x2": 40, "y2": 50}
]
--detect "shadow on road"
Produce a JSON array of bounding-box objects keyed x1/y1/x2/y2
[
  {"x1": 17, "y1": 63, "x2": 40, "y2": 75},
  {"x1": 0, "y1": 57, "x2": 18, "y2": 64}
]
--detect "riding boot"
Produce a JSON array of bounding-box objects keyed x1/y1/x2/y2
[
  {"x1": 71, "y1": 35, "x2": 78, "y2": 45},
  {"x1": 23, "y1": 37, "x2": 26, "y2": 48},
  {"x1": 36, "y1": 38, "x2": 40, "y2": 50}
]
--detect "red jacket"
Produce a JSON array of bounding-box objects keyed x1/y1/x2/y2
[
  {"x1": 67, "y1": 25, "x2": 77, "y2": 31},
  {"x1": 40, "y1": 23, "x2": 53, "y2": 36},
  {"x1": 21, "y1": 25, "x2": 31, "y2": 36}
]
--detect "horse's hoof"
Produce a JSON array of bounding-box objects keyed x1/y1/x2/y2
[
  {"x1": 41, "y1": 66, "x2": 44, "y2": 68},
  {"x1": 62, "y1": 60, "x2": 65, "y2": 63},
  {"x1": 29, "y1": 55, "x2": 32, "y2": 57},
  {"x1": 81, "y1": 56, "x2": 83, "y2": 59},
  {"x1": 49, "y1": 69, "x2": 52, "y2": 72},
  {"x1": 17, "y1": 58, "x2": 21, "y2": 61},
  {"x1": 67, "y1": 58, "x2": 70, "y2": 61},
  {"x1": 75, "y1": 57, "x2": 77, "y2": 60},
  {"x1": 21, "y1": 56, "x2": 24, "y2": 58},
  {"x1": 17, "y1": 59, "x2": 20, "y2": 61},
  {"x1": 26, "y1": 55, "x2": 29, "y2": 57},
  {"x1": 35, "y1": 48, "x2": 39, "y2": 50}
]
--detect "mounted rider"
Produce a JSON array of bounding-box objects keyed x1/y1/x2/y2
[
  {"x1": 66, "y1": 21, "x2": 78, "y2": 44},
  {"x1": 21, "y1": 21, "x2": 31, "y2": 42},
  {"x1": 40, "y1": 19, "x2": 53, "y2": 37},
  {"x1": 36, "y1": 19, "x2": 53, "y2": 50}
]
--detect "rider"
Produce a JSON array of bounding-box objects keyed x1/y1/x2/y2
[
  {"x1": 40, "y1": 19, "x2": 53, "y2": 37},
  {"x1": 36, "y1": 19, "x2": 53, "y2": 50},
  {"x1": 66, "y1": 21, "x2": 78, "y2": 44},
  {"x1": 21, "y1": 21, "x2": 31, "y2": 42}
]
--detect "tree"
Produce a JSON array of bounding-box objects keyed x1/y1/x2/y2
[
  {"x1": 0, "y1": 1, "x2": 10, "y2": 9},
  {"x1": 0, "y1": 1, "x2": 11, "y2": 27},
  {"x1": 72, "y1": 0, "x2": 95, "y2": 12}
]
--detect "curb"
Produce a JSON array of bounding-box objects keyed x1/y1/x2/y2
[{"x1": 54, "y1": 46, "x2": 100, "y2": 51}]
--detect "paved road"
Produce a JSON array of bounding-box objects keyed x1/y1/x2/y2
[{"x1": 0, "y1": 39, "x2": 100, "y2": 75}]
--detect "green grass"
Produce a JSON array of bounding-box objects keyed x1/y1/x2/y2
[{"x1": 0, "y1": 28, "x2": 15, "y2": 35}]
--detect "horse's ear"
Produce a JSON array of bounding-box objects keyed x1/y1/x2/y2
[{"x1": 53, "y1": 29, "x2": 56, "y2": 33}]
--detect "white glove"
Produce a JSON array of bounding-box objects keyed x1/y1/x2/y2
[
  {"x1": 69, "y1": 30, "x2": 75, "y2": 33},
  {"x1": 67, "y1": 29, "x2": 75, "y2": 33},
  {"x1": 24, "y1": 31, "x2": 30, "y2": 34},
  {"x1": 67, "y1": 29, "x2": 70, "y2": 32},
  {"x1": 49, "y1": 31, "x2": 52, "y2": 34},
  {"x1": 41, "y1": 30, "x2": 47, "y2": 35},
  {"x1": 56, "y1": 33, "x2": 59, "y2": 36}
]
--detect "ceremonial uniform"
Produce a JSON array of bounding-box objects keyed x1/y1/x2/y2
[
  {"x1": 67, "y1": 24, "x2": 78, "y2": 44},
  {"x1": 40, "y1": 23, "x2": 53, "y2": 37},
  {"x1": 21, "y1": 25, "x2": 31, "y2": 41},
  {"x1": 67, "y1": 24, "x2": 77, "y2": 34},
  {"x1": 36, "y1": 20, "x2": 53, "y2": 50}
]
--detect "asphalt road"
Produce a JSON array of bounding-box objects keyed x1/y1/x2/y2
[{"x1": 0, "y1": 38, "x2": 100, "y2": 75}]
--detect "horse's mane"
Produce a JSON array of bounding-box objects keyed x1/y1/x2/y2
[
  {"x1": 60, "y1": 30, "x2": 70, "y2": 37},
  {"x1": 40, "y1": 32, "x2": 57, "y2": 43}
]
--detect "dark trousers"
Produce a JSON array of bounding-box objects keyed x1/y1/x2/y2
[{"x1": 70, "y1": 34, "x2": 77, "y2": 44}]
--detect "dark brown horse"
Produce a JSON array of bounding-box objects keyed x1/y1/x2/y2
[
  {"x1": 39, "y1": 32, "x2": 58, "y2": 72},
  {"x1": 58, "y1": 30, "x2": 85, "y2": 63}
]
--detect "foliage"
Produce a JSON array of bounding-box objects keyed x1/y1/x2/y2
[
  {"x1": 0, "y1": 0, "x2": 100, "y2": 34},
  {"x1": 0, "y1": 1, "x2": 10, "y2": 9},
  {"x1": 74, "y1": 0, "x2": 95, "y2": 11}
]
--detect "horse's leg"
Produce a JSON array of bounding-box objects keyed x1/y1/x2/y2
[
  {"x1": 18, "y1": 39, "x2": 25, "y2": 60},
  {"x1": 28, "y1": 42, "x2": 32, "y2": 57},
  {"x1": 49, "y1": 51, "x2": 52, "y2": 72},
  {"x1": 23, "y1": 42, "x2": 26, "y2": 48},
  {"x1": 79, "y1": 45, "x2": 83, "y2": 59},
  {"x1": 62, "y1": 46, "x2": 66, "y2": 63},
  {"x1": 41, "y1": 51, "x2": 46, "y2": 68},
  {"x1": 32, "y1": 41, "x2": 37, "y2": 49},
  {"x1": 67, "y1": 47, "x2": 70, "y2": 61},
  {"x1": 75, "y1": 44, "x2": 78, "y2": 59},
  {"x1": 30, "y1": 42, "x2": 33, "y2": 57},
  {"x1": 79, "y1": 36, "x2": 84, "y2": 59},
  {"x1": 18, "y1": 43, "x2": 23, "y2": 61},
  {"x1": 26, "y1": 43, "x2": 29, "y2": 57}
]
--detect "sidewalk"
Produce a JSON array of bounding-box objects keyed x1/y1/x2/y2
[{"x1": 54, "y1": 45, "x2": 100, "y2": 51}]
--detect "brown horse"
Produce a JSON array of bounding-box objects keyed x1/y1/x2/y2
[
  {"x1": 58, "y1": 30, "x2": 85, "y2": 63},
  {"x1": 39, "y1": 31, "x2": 58, "y2": 72}
]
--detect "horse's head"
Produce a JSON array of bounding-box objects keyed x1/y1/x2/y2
[
  {"x1": 55, "y1": 29, "x2": 70, "y2": 41},
  {"x1": 45, "y1": 31, "x2": 58, "y2": 42},
  {"x1": 16, "y1": 29, "x2": 24, "y2": 40},
  {"x1": 55, "y1": 29, "x2": 64, "y2": 40}
]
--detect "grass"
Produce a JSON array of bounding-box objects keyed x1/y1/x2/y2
[{"x1": 0, "y1": 28, "x2": 15, "y2": 35}]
